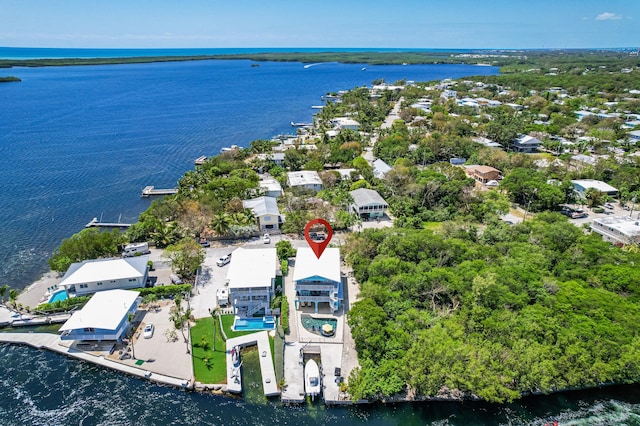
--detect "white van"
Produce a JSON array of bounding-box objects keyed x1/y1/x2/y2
[{"x1": 123, "y1": 242, "x2": 150, "y2": 257}]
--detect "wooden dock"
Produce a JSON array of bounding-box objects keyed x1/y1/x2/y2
[
  {"x1": 85, "y1": 217, "x2": 131, "y2": 228},
  {"x1": 194, "y1": 155, "x2": 207, "y2": 165},
  {"x1": 141, "y1": 186, "x2": 178, "y2": 197}
]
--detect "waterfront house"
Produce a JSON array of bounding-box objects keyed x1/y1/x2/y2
[
  {"x1": 349, "y1": 188, "x2": 388, "y2": 219},
  {"x1": 242, "y1": 196, "x2": 283, "y2": 231},
  {"x1": 287, "y1": 170, "x2": 323, "y2": 192},
  {"x1": 59, "y1": 256, "x2": 149, "y2": 297},
  {"x1": 571, "y1": 179, "x2": 619, "y2": 197},
  {"x1": 293, "y1": 247, "x2": 342, "y2": 314},
  {"x1": 591, "y1": 216, "x2": 640, "y2": 246},
  {"x1": 227, "y1": 248, "x2": 278, "y2": 317},
  {"x1": 510, "y1": 135, "x2": 542, "y2": 153},
  {"x1": 59, "y1": 289, "x2": 141, "y2": 342}
]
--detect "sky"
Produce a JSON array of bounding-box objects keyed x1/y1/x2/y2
[{"x1": 1, "y1": 0, "x2": 638, "y2": 49}]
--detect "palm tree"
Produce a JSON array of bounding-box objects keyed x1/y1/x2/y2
[
  {"x1": 211, "y1": 307, "x2": 221, "y2": 352},
  {"x1": 210, "y1": 212, "x2": 232, "y2": 237},
  {"x1": 0, "y1": 285, "x2": 8, "y2": 306},
  {"x1": 8, "y1": 289, "x2": 19, "y2": 308}
]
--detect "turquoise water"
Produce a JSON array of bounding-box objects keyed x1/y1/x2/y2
[
  {"x1": 234, "y1": 316, "x2": 276, "y2": 331},
  {"x1": 47, "y1": 289, "x2": 68, "y2": 304},
  {"x1": 300, "y1": 315, "x2": 337, "y2": 336}
]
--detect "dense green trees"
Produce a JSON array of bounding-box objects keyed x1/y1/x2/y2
[
  {"x1": 48, "y1": 228, "x2": 126, "y2": 272},
  {"x1": 345, "y1": 216, "x2": 640, "y2": 402}
]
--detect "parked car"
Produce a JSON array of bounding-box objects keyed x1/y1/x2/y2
[
  {"x1": 216, "y1": 254, "x2": 231, "y2": 267},
  {"x1": 170, "y1": 274, "x2": 183, "y2": 284},
  {"x1": 143, "y1": 323, "x2": 154, "y2": 339},
  {"x1": 197, "y1": 238, "x2": 210, "y2": 247},
  {"x1": 263, "y1": 234, "x2": 270, "y2": 244},
  {"x1": 571, "y1": 211, "x2": 588, "y2": 219},
  {"x1": 592, "y1": 207, "x2": 605, "y2": 213},
  {"x1": 603, "y1": 203, "x2": 614, "y2": 210},
  {"x1": 309, "y1": 232, "x2": 326, "y2": 241}
]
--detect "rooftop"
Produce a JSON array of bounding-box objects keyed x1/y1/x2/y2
[
  {"x1": 287, "y1": 170, "x2": 322, "y2": 187},
  {"x1": 350, "y1": 188, "x2": 388, "y2": 207},
  {"x1": 571, "y1": 179, "x2": 619, "y2": 193},
  {"x1": 243, "y1": 196, "x2": 280, "y2": 217},
  {"x1": 60, "y1": 256, "x2": 148, "y2": 287},
  {"x1": 293, "y1": 247, "x2": 341, "y2": 284},
  {"x1": 592, "y1": 216, "x2": 640, "y2": 238},
  {"x1": 59, "y1": 289, "x2": 140, "y2": 332},
  {"x1": 227, "y1": 248, "x2": 277, "y2": 289}
]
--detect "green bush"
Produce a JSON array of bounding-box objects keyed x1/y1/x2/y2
[
  {"x1": 275, "y1": 240, "x2": 296, "y2": 261},
  {"x1": 138, "y1": 284, "x2": 192, "y2": 298},
  {"x1": 280, "y1": 295, "x2": 289, "y2": 334},
  {"x1": 281, "y1": 259, "x2": 288, "y2": 276},
  {"x1": 37, "y1": 295, "x2": 91, "y2": 313}
]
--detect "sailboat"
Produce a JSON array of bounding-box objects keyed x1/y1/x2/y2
[{"x1": 304, "y1": 359, "x2": 321, "y2": 400}]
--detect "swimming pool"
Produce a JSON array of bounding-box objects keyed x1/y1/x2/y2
[
  {"x1": 233, "y1": 316, "x2": 276, "y2": 332},
  {"x1": 301, "y1": 314, "x2": 337, "y2": 337},
  {"x1": 48, "y1": 289, "x2": 68, "y2": 304}
]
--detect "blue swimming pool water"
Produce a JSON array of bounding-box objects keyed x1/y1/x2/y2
[
  {"x1": 233, "y1": 316, "x2": 276, "y2": 331},
  {"x1": 48, "y1": 289, "x2": 68, "y2": 304}
]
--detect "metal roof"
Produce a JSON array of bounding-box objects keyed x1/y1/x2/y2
[
  {"x1": 59, "y1": 289, "x2": 140, "y2": 332},
  {"x1": 60, "y1": 256, "x2": 148, "y2": 287},
  {"x1": 227, "y1": 248, "x2": 277, "y2": 289},
  {"x1": 293, "y1": 247, "x2": 341, "y2": 284}
]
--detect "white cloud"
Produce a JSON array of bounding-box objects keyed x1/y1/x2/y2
[{"x1": 596, "y1": 12, "x2": 622, "y2": 21}]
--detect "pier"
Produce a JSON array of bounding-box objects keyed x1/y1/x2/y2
[
  {"x1": 226, "y1": 331, "x2": 279, "y2": 397},
  {"x1": 194, "y1": 155, "x2": 207, "y2": 165},
  {"x1": 85, "y1": 216, "x2": 131, "y2": 228},
  {"x1": 141, "y1": 186, "x2": 178, "y2": 197}
]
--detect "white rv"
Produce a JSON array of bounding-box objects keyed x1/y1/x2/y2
[{"x1": 122, "y1": 242, "x2": 150, "y2": 257}]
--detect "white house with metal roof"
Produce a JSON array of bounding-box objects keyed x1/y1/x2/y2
[
  {"x1": 590, "y1": 216, "x2": 640, "y2": 245},
  {"x1": 59, "y1": 289, "x2": 141, "y2": 342},
  {"x1": 350, "y1": 188, "x2": 388, "y2": 219},
  {"x1": 259, "y1": 177, "x2": 283, "y2": 198},
  {"x1": 243, "y1": 196, "x2": 283, "y2": 231},
  {"x1": 227, "y1": 248, "x2": 278, "y2": 317},
  {"x1": 571, "y1": 179, "x2": 619, "y2": 197},
  {"x1": 287, "y1": 170, "x2": 323, "y2": 192},
  {"x1": 373, "y1": 158, "x2": 392, "y2": 179},
  {"x1": 293, "y1": 248, "x2": 342, "y2": 313},
  {"x1": 59, "y1": 256, "x2": 149, "y2": 297}
]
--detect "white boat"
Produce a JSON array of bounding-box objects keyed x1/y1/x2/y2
[
  {"x1": 231, "y1": 345, "x2": 241, "y2": 367},
  {"x1": 304, "y1": 359, "x2": 321, "y2": 399}
]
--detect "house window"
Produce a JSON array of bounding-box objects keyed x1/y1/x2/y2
[
  {"x1": 79, "y1": 284, "x2": 88, "y2": 289},
  {"x1": 97, "y1": 282, "x2": 103, "y2": 286},
  {"x1": 83, "y1": 327, "x2": 95, "y2": 332}
]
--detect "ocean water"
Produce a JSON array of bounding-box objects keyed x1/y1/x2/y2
[
  {"x1": 0, "y1": 57, "x2": 498, "y2": 291},
  {"x1": 2, "y1": 50, "x2": 640, "y2": 423}
]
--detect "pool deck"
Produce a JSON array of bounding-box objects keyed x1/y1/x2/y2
[
  {"x1": 226, "y1": 331, "x2": 279, "y2": 397},
  {"x1": 0, "y1": 332, "x2": 192, "y2": 389}
]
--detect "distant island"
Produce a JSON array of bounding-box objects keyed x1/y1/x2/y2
[
  {"x1": 0, "y1": 76, "x2": 21, "y2": 83},
  {"x1": 1, "y1": 49, "x2": 638, "y2": 73}
]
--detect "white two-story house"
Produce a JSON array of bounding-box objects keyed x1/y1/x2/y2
[{"x1": 227, "y1": 248, "x2": 278, "y2": 318}]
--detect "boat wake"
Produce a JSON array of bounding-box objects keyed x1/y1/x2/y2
[{"x1": 303, "y1": 63, "x2": 322, "y2": 69}]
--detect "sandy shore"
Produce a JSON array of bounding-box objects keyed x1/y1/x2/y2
[{"x1": 17, "y1": 270, "x2": 63, "y2": 310}]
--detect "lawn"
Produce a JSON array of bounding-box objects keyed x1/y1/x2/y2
[
  {"x1": 190, "y1": 317, "x2": 227, "y2": 384},
  {"x1": 191, "y1": 314, "x2": 264, "y2": 384}
]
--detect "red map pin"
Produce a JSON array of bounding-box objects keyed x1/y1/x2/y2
[{"x1": 304, "y1": 218, "x2": 333, "y2": 259}]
